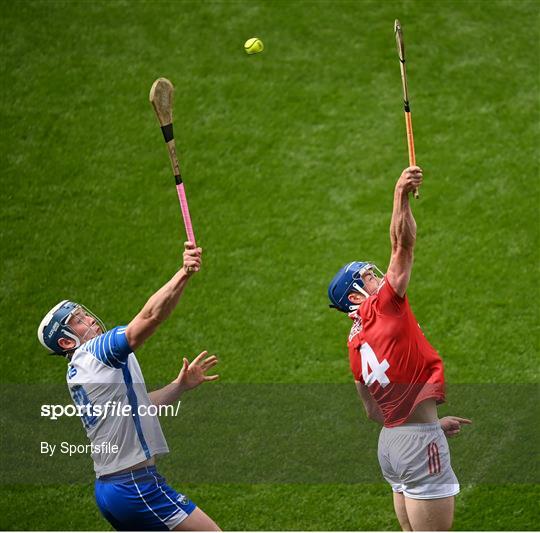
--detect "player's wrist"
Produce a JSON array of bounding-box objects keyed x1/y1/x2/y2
[
  {"x1": 172, "y1": 267, "x2": 190, "y2": 285},
  {"x1": 395, "y1": 182, "x2": 409, "y2": 195},
  {"x1": 171, "y1": 379, "x2": 187, "y2": 395},
  {"x1": 181, "y1": 265, "x2": 197, "y2": 278}
]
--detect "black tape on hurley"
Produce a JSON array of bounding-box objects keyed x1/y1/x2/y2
[{"x1": 161, "y1": 123, "x2": 174, "y2": 143}]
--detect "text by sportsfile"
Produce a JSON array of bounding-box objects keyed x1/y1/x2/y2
[{"x1": 41, "y1": 441, "x2": 119, "y2": 457}]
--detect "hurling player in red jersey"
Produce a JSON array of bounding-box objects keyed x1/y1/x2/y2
[{"x1": 328, "y1": 166, "x2": 471, "y2": 531}]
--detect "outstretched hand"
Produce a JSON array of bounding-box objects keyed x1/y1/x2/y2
[
  {"x1": 174, "y1": 351, "x2": 219, "y2": 392},
  {"x1": 440, "y1": 416, "x2": 472, "y2": 437}
]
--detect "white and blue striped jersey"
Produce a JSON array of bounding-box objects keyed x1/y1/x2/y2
[{"x1": 66, "y1": 326, "x2": 169, "y2": 477}]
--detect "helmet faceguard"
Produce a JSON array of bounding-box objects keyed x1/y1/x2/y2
[
  {"x1": 328, "y1": 261, "x2": 384, "y2": 313},
  {"x1": 37, "y1": 300, "x2": 106, "y2": 356}
]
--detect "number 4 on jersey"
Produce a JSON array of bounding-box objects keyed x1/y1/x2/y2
[{"x1": 360, "y1": 343, "x2": 390, "y2": 388}]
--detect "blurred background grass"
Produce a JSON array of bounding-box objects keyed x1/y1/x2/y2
[{"x1": 1, "y1": 0, "x2": 538, "y2": 530}]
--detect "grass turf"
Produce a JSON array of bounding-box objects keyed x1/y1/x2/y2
[{"x1": 1, "y1": 0, "x2": 538, "y2": 530}]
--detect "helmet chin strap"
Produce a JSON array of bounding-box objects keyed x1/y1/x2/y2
[
  {"x1": 352, "y1": 282, "x2": 370, "y2": 298},
  {"x1": 60, "y1": 329, "x2": 81, "y2": 352}
]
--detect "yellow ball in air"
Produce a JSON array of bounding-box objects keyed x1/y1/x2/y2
[{"x1": 244, "y1": 37, "x2": 264, "y2": 55}]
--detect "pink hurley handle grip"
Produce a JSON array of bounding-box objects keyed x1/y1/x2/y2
[{"x1": 176, "y1": 182, "x2": 196, "y2": 245}]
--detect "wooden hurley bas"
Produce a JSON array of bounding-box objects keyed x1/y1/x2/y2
[{"x1": 149, "y1": 77, "x2": 197, "y2": 245}]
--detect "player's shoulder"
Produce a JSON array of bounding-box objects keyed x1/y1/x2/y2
[
  {"x1": 88, "y1": 325, "x2": 127, "y2": 342},
  {"x1": 376, "y1": 277, "x2": 392, "y2": 296},
  {"x1": 379, "y1": 276, "x2": 408, "y2": 300},
  {"x1": 369, "y1": 276, "x2": 409, "y2": 316},
  {"x1": 78, "y1": 325, "x2": 132, "y2": 369}
]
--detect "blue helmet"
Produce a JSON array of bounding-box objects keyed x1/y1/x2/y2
[
  {"x1": 328, "y1": 261, "x2": 382, "y2": 313},
  {"x1": 37, "y1": 300, "x2": 106, "y2": 355}
]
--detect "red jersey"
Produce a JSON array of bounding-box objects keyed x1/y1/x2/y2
[{"x1": 348, "y1": 276, "x2": 445, "y2": 427}]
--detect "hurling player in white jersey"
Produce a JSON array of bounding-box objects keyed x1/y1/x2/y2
[{"x1": 38, "y1": 242, "x2": 221, "y2": 531}]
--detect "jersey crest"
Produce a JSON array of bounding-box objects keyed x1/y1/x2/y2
[{"x1": 348, "y1": 315, "x2": 362, "y2": 343}]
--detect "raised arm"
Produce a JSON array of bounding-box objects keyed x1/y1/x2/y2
[
  {"x1": 386, "y1": 166, "x2": 423, "y2": 297},
  {"x1": 125, "y1": 242, "x2": 202, "y2": 351}
]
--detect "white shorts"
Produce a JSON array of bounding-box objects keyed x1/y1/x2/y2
[{"x1": 378, "y1": 422, "x2": 460, "y2": 500}]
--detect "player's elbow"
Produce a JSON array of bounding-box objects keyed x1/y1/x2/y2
[
  {"x1": 392, "y1": 242, "x2": 411, "y2": 256},
  {"x1": 362, "y1": 404, "x2": 377, "y2": 421},
  {"x1": 362, "y1": 402, "x2": 384, "y2": 424},
  {"x1": 395, "y1": 234, "x2": 415, "y2": 252},
  {"x1": 366, "y1": 409, "x2": 380, "y2": 423}
]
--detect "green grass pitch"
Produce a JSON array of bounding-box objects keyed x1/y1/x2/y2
[{"x1": 1, "y1": 0, "x2": 538, "y2": 530}]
